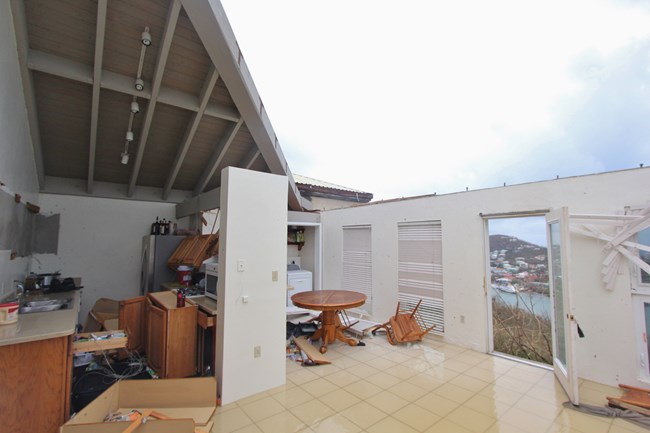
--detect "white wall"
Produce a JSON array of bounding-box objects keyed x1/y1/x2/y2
[
  {"x1": 216, "y1": 167, "x2": 288, "y2": 404},
  {"x1": 321, "y1": 168, "x2": 650, "y2": 388},
  {"x1": 0, "y1": 1, "x2": 40, "y2": 296},
  {"x1": 35, "y1": 194, "x2": 185, "y2": 322}
]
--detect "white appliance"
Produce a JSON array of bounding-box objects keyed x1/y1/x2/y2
[
  {"x1": 287, "y1": 265, "x2": 312, "y2": 307},
  {"x1": 140, "y1": 235, "x2": 186, "y2": 295},
  {"x1": 204, "y1": 262, "x2": 218, "y2": 301}
]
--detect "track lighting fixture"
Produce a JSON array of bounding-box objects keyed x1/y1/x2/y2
[
  {"x1": 141, "y1": 27, "x2": 152, "y2": 46},
  {"x1": 130, "y1": 101, "x2": 140, "y2": 114},
  {"x1": 126, "y1": 130, "x2": 134, "y2": 142},
  {"x1": 134, "y1": 78, "x2": 144, "y2": 91},
  {"x1": 121, "y1": 152, "x2": 130, "y2": 165}
]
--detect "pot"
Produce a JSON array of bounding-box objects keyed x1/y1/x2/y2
[{"x1": 37, "y1": 272, "x2": 61, "y2": 288}]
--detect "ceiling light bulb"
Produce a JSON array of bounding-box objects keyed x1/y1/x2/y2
[
  {"x1": 141, "y1": 28, "x2": 152, "y2": 46},
  {"x1": 121, "y1": 152, "x2": 129, "y2": 165},
  {"x1": 135, "y1": 78, "x2": 144, "y2": 91},
  {"x1": 126, "y1": 131, "x2": 134, "y2": 142},
  {"x1": 130, "y1": 101, "x2": 140, "y2": 113}
]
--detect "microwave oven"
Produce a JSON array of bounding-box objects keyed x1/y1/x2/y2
[{"x1": 204, "y1": 262, "x2": 218, "y2": 301}]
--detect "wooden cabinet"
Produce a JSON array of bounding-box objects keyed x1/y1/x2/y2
[
  {"x1": 145, "y1": 292, "x2": 198, "y2": 378},
  {"x1": 0, "y1": 335, "x2": 72, "y2": 433},
  {"x1": 119, "y1": 296, "x2": 146, "y2": 352}
]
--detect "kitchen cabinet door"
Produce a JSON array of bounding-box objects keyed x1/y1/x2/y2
[
  {"x1": 146, "y1": 299, "x2": 167, "y2": 375},
  {"x1": 119, "y1": 296, "x2": 145, "y2": 352}
]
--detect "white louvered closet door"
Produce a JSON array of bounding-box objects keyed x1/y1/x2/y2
[
  {"x1": 342, "y1": 226, "x2": 373, "y2": 314},
  {"x1": 398, "y1": 221, "x2": 444, "y2": 335}
]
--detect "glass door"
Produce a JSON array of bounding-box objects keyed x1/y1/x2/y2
[{"x1": 546, "y1": 207, "x2": 579, "y2": 405}]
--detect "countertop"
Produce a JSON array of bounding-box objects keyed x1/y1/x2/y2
[{"x1": 0, "y1": 290, "x2": 80, "y2": 347}]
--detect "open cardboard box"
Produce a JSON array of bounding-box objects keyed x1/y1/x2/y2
[{"x1": 61, "y1": 377, "x2": 217, "y2": 433}]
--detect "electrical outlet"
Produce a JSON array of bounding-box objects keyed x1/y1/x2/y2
[
  {"x1": 272, "y1": 271, "x2": 278, "y2": 282},
  {"x1": 254, "y1": 346, "x2": 261, "y2": 358},
  {"x1": 237, "y1": 259, "x2": 246, "y2": 272}
]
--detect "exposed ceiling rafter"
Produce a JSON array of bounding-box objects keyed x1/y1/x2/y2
[
  {"x1": 163, "y1": 66, "x2": 220, "y2": 200},
  {"x1": 26, "y1": 50, "x2": 240, "y2": 123},
  {"x1": 87, "y1": 0, "x2": 108, "y2": 194},
  {"x1": 241, "y1": 147, "x2": 261, "y2": 169},
  {"x1": 193, "y1": 118, "x2": 243, "y2": 196},
  {"x1": 127, "y1": 0, "x2": 181, "y2": 197},
  {"x1": 9, "y1": 0, "x2": 45, "y2": 188}
]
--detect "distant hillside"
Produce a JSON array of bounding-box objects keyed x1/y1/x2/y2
[{"x1": 489, "y1": 234, "x2": 547, "y2": 263}]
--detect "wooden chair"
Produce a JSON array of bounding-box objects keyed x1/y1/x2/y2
[{"x1": 371, "y1": 299, "x2": 436, "y2": 345}]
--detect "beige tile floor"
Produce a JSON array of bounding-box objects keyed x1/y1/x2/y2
[{"x1": 211, "y1": 335, "x2": 642, "y2": 433}]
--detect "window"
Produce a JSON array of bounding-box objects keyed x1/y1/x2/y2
[
  {"x1": 342, "y1": 226, "x2": 373, "y2": 313},
  {"x1": 634, "y1": 226, "x2": 650, "y2": 381},
  {"x1": 398, "y1": 221, "x2": 444, "y2": 335}
]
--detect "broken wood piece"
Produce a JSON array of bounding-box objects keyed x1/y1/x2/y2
[
  {"x1": 605, "y1": 384, "x2": 650, "y2": 410},
  {"x1": 14, "y1": 193, "x2": 21, "y2": 203},
  {"x1": 294, "y1": 336, "x2": 330, "y2": 365},
  {"x1": 608, "y1": 398, "x2": 650, "y2": 417},
  {"x1": 25, "y1": 202, "x2": 40, "y2": 213}
]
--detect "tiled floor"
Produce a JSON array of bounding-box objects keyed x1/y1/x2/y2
[{"x1": 211, "y1": 335, "x2": 641, "y2": 433}]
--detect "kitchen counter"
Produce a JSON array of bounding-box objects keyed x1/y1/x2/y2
[{"x1": 0, "y1": 290, "x2": 80, "y2": 346}]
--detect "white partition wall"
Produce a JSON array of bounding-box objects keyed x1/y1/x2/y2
[{"x1": 216, "y1": 167, "x2": 288, "y2": 404}]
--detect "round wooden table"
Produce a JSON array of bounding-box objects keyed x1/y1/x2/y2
[{"x1": 291, "y1": 290, "x2": 367, "y2": 353}]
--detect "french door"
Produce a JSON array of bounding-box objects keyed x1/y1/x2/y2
[{"x1": 546, "y1": 207, "x2": 579, "y2": 405}]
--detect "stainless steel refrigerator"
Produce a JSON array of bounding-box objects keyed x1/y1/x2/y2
[{"x1": 141, "y1": 235, "x2": 185, "y2": 294}]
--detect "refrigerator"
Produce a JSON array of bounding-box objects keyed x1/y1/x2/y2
[{"x1": 141, "y1": 235, "x2": 186, "y2": 295}]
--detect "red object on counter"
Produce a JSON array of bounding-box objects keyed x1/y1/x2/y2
[{"x1": 176, "y1": 290, "x2": 185, "y2": 308}]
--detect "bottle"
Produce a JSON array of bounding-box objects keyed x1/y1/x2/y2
[
  {"x1": 151, "y1": 217, "x2": 158, "y2": 235},
  {"x1": 176, "y1": 289, "x2": 185, "y2": 308},
  {"x1": 160, "y1": 219, "x2": 167, "y2": 235}
]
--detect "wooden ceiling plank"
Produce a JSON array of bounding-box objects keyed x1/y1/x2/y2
[
  {"x1": 163, "y1": 66, "x2": 219, "y2": 200},
  {"x1": 88, "y1": 0, "x2": 108, "y2": 194},
  {"x1": 11, "y1": 0, "x2": 47, "y2": 187},
  {"x1": 193, "y1": 118, "x2": 243, "y2": 196},
  {"x1": 27, "y1": 49, "x2": 240, "y2": 121},
  {"x1": 127, "y1": 0, "x2": 182, "y2": 197}
]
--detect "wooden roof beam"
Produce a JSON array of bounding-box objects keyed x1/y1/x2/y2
[
  {"x1": 87, "y1": 0, "x2": 107, "y2": 194},
  {"x1": 127, "y1": 0, "x2": 181, "y2": 197},
  {"x1": 163, "y1": 66, "x2": 219, "y2": 200},
  {"x1": 26, "y1": 50, "x2": 240, "y2": 122},
  {"x1": 193, "y1": 118, "x2": 243, "y2": 196}
]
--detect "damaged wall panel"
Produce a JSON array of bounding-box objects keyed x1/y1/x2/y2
[{"x1": 0, "y1": 189, "x2": 59, "y2": 257}]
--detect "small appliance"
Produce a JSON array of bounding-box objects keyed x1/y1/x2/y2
[{"x1": 204, "y1": 262, "x2": 218, "y2": 301}]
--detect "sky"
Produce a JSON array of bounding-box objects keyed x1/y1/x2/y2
[{"x1": 220, "y1": 0, "x2": 650, "y2": 202}]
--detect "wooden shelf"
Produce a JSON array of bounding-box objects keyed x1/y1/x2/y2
[{"x1": 288, "y1": 241, "x2": 304, "y2": 251}]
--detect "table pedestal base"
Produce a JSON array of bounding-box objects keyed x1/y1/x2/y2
[{"x1": 311, "y1": 310, "x2": 360, "y2": 353}]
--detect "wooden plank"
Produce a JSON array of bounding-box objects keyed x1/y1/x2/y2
[{"x1": 294, "y1": 336, "x2": 330, "y2": 365}]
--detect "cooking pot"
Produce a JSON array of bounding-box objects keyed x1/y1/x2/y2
[{"x1": 37, "y1": 272, "x2": 61, "y2": 288}]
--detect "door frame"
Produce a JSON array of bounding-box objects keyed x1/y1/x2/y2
[{"x1": 546, "y1": 207, "x2": 580, "y2": 405}]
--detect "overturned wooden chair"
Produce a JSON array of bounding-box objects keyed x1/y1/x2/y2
[{"x1": 371, "y1": 299, "x2": 436, "y2": 345}]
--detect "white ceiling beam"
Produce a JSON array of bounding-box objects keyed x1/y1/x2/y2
[
  {"x1": 87, "y1": 0, "x2": 107, "y2": 194},
  {"x1": 176, "y1": 186, "x2": 221, "y2": 219},
  {"x1": 241, "y1": 147, "x2": 260, "y2": 169},
  {"x1": 27, "y1": 49, "x2": 240, "y2": 122},
  {"x1": 127, "y1": 0, "x2": 181, "y2": 197},
  {"x1": 193, "y1": 118, "x2": 243, "y2": 196},
  {"x1": 180, "y1": 0, "x2": 304, "y2": 210},
  {"x1": 10, "y1": 0, "x2": 45, "y2": 187},
  {"x1": 163, "y1": 66, "x2": 220, "y2": 200},
  {"x1": 42, "y1": 176, "x2": 192, "y2": 204}
]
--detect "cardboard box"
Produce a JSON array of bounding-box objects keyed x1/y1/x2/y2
[
  {"x1": 83, "y1": 298, "x2": 119, "y2": 332},
  {"x1": 61, "y1": 377, "x2": 217, "y2": 433}
]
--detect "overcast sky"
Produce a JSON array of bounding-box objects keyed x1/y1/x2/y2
[{"x1": 220, "y1": 0, "x2": 650, "y2": 201}]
